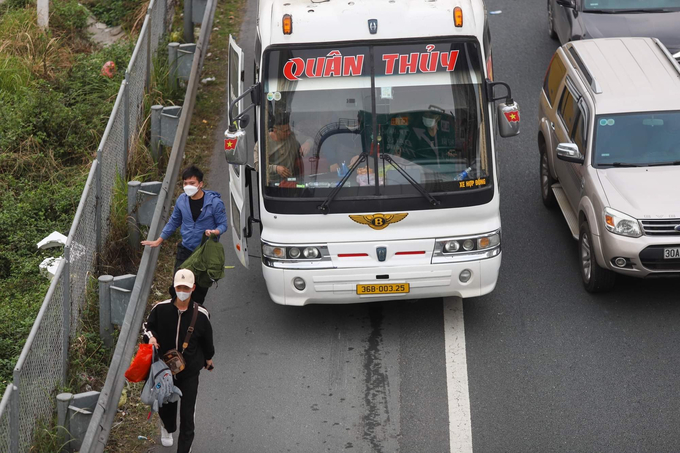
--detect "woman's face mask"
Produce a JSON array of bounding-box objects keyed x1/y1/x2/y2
[{"x1": 423, "y1": 117, "x2": 437, "y2": 128}]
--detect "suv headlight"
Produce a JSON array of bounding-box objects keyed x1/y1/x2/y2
[{"x1": 603, "y1": 207, "x2": 642, "y2": 238}]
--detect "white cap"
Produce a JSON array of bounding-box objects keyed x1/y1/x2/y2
[{"x1": 173, "y1": 269, "x2": 195, "y2": 288}]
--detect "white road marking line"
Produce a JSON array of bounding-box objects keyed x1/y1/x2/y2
[{"x1": 444, "y1": 296, "x2": 473, "y2": 453}]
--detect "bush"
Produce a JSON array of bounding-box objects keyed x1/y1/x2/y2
[
  {"x1": 84, "y1": 0, "x2": 130, "y2": 27},
  {"x1": 0, "y1": 171, "x2": 85, "y2": 387},
  {"x1": 51, "y1": 0, "x2": 89, "y2": 35},
  {"x1": 0, "y1": 54, "x2": 32, "y2": 91},
  {"x1": 0, "y1": 40, "x2": 133, "y2": 163}
]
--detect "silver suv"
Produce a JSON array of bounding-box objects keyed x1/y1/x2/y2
[{"x1": 538, "y1": 37, "x2": 680, "y2": 292}]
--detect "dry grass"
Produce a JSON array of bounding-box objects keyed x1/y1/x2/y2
[{"x1": 0, "y1": 8, "x2": 82, "y2": 80}]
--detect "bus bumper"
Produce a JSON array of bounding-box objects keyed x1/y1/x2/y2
[{"x1": 261, "y1": 252, "x2": 501, "y2": 306}]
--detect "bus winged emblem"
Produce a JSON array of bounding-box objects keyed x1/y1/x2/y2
[{"x1": 349, "y1": 213, "x2": 408, "y2": 230}]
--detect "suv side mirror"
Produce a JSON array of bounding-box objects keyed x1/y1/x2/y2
[
  {"x1": 556, "y1": 0, "x2": 575, "y2": 8},
  {"x1": 556, "y1": 143, "x2": 584, "y2": 164}
]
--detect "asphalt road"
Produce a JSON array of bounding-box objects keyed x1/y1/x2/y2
[{"x1": 166, "y1": 0, "x2": 679, "y2": 451}]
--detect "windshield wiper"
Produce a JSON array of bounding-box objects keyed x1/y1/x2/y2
[
  {"x1": 611, "y1": 162, "x2": 642, "y2": 167},
  {"x1": 381, "y1": 154, "x2": 440, "y2": 206},
  {"x1": 317, "y1": 152, "x2": 368, "y2": 214},
  {"x1": 647, "y1": 161, "x2": 680, "y2": 167}
]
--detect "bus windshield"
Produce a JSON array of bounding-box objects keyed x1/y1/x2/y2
[{"x1": 262, "y1": 40, "x2": 491, "y2": 201}]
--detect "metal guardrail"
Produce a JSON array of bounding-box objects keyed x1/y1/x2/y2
[
  {"x1": 0, "y1": 0, "x2": 170, "y2": 451},
  {"x1": 79, "y1": 0, "x2": 217, "y2": 450}
]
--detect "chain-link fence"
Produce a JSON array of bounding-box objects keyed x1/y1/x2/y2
[
  {"x1": 0, "y1": 386, "x2": 15, "y2": 453},
  {"x1": 0, "y1": 0, "x2": 171, "y2": 450}
]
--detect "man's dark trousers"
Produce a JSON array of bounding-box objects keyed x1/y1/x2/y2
[
  {"x1": 159, "y1": 374, "x2": 199, "y2": 453},
  {"x1": 170, "y1": 243, "x2": 209, "y2": 303}
]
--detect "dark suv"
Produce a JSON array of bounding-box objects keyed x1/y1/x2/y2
[{"x1": 547, "y1": 0, "x2": 680, "y2": 58}]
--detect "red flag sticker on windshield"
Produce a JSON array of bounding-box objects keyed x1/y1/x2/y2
[{"x1": 504, "y1": 111, "x2": 520, "y2": 122}]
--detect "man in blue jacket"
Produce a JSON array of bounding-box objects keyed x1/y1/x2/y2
[{"x1": 142, "y1": 165, "x2": 227, "y2": 303}]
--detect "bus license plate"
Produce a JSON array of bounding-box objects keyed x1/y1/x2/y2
[
  {"x1": 356, "y1": 283, "x2": 410, "y2": 295},
  {"x1": 664, "y1": 247, "x2": 680, "y2": 259}
]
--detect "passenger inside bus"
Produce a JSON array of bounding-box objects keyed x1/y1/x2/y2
[{"x1": 394, "y1": 111, "x2": 458, "y2": 166}]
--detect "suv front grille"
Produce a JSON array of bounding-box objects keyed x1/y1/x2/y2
[{"x1": 640, "y1": 219, "x2": 680, "y2": 236}]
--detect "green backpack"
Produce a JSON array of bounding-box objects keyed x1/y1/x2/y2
[{"x1": 180, "y1": 235, "x2": 225, "y2": 288}]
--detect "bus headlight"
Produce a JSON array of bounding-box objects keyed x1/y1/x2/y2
[
  {"x1": 443, "y1": 241, "x2": 460, "y2": 253},
  {"x1": 262, "y1": 244, "x2": 286, "y2": 259},
  {"x1": 432, "y1": 231, "x2": 501, "y2": 263},
  {"x1": 477, "y1": 233, "x2": 500, "y2": 250},
  {"x1": 261, "y1": 241, "x2": 332, "y2": 268},
  {"x1": 303, "y1": 247, "x2": 320, "y2": 259}
]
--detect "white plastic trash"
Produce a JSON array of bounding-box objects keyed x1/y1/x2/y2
[
  {"x1": 37, "y1": 231, "x2": 68, "y2": 250},
  {"x1": 40, "y1": 256, "x2": 64, "y2": 280}
]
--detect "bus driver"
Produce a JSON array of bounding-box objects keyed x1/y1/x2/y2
[{"x1": 254, "y1": 111, "x2": 313, "y2": 185}]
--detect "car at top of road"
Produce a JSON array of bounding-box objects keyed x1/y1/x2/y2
[
  {"x1": 537, "y1": 37, "x2": 680, "y2": 292},
  {"x1": 547, "y1": 0, "x2": 680, "y2": 60}
]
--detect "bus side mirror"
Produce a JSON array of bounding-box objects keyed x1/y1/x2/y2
[
  {"x1": 224, "y1": 128, "x2": 248, "y2": 165},
  {"x1": 497, "y1": 101, "x2": 520, "y2": 138}
]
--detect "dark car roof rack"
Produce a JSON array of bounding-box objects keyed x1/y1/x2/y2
[{"x1": 567, "y1": 46, "x2": 602, "y2": 94}]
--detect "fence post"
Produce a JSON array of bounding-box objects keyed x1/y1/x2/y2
[
  {"x1": 56, "y1": 393, "x2": 73, "y2": 452},
  {"x1": 122, "y1": 77, "x2": 130, "y2": 178},
  {"x1": 9, "y1": 384, "x2": 18, "y2": 453},
  {"x1": 150, "y1": 105, "x2": 163, "y2": 162},
  {"x1": 95, "y1": 150, "x2": 102, "y2": 271},
  {"x1": 99, "y1": 276, "x2": 114, "y2": 348},
  {"x1": 128, "y1": 181, "x2": 142, "y2": 250},
  {"x1": 168, "y1": 43, "x2": 179, "y2": 92},
  {"x1": 62, "y1": 245, "x2": 71, "y2": 383},
  {"x1": 146, "y1": 15, "x2": 152, "y2": 92},
  {"x1": 37, "y1": 0, "x2": 48, "y2": 28},
  {"x1": 183, "y1": 0, "x2": 193, "y2": 43}
]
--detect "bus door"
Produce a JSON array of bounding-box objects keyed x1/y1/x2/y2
[{"x1": 227, "y1": 35, "x2": 249, "y2": 267}]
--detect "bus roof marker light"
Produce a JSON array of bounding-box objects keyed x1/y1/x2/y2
[
  {"x1": 283, "y1": 14, "x2": 293, "y2": 34},
  {"x1": 454, "y1": 7, "x2": 463, "y2": 27}
]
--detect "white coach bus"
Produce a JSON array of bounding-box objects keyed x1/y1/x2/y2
[{"x1": 224, "y1": 0, "x2": 521, "y2": 305}]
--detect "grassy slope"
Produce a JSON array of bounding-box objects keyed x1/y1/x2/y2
[{"x1": 0, "y1": 1, "x2": 137, "y2": 392}]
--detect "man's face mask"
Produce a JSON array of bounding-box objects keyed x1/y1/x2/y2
[
  {"x1": 183, "y1": 181, "x2": 201, "y2": 197},
  {"x1": 176, "y1": 291, "x2": 191, "y2": 301},
  {"x1": 423, "y1": 116, "x2": 437, "y2": 128},
  {"x1": 176, "y1": 290, "x2": 192, "y2": 301}
]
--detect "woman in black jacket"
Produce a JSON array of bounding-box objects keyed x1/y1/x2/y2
[{"x1": 142, "y1": 269, "x2": 215, "y2": 452}]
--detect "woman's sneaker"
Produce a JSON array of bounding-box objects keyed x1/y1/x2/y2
[{"x1": 160, "y1": 426, "x2": 173, "y2": 447}]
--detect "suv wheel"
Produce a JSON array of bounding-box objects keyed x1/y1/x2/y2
[
  {"x1": 579, "y1": 221, "x2": 616, "y2": 293},
  {"x1": 548, "y1": 1, "x2": 558, "y2": 40},
  {"x1": 539, "y1": 141, "x2": 557, "y2": 208}
]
